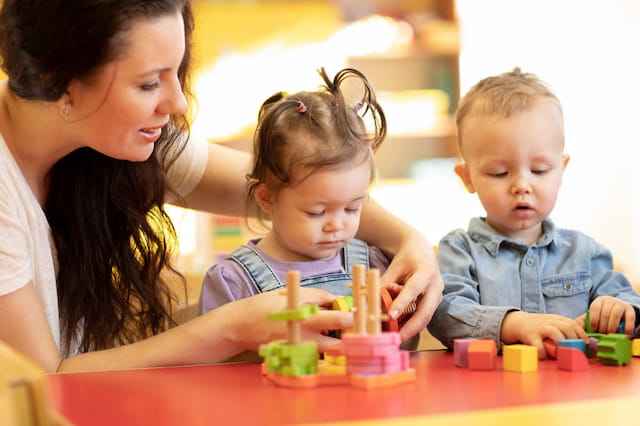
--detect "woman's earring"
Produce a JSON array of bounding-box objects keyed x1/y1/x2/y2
[{"x1": 60, "y1": 102, "x2": 72, "y2": 120}]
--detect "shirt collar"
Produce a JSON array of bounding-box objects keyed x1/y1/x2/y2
[{"x1": 468, "y1": 217, "x2": 563, "y2": 256}]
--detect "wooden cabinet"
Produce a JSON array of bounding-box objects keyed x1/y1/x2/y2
[{"x1": 342, "y1": 0, "x2": 460, "y2": 178}]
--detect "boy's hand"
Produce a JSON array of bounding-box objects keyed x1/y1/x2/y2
[
  {"x1": 576, "y1": 296, "x2": 636, "y2": 335},
  {"x1": 501, "y1": 311, "x2": 587, "y2": 359}
]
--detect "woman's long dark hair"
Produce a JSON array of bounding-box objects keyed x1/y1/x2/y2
[{"x1": 0, "y1": 0, "x2": 193, "y2": 353}]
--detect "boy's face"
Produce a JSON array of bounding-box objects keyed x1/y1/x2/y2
[{"x1": 455, "y1": 99, "x2": 569, "y2": 244}]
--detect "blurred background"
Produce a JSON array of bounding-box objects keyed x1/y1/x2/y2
[{"x1": 174, "y1": 0, "x2": 640, "y2": 293}]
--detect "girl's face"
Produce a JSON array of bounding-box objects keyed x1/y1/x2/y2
[
  {"x1": 64, "y1": 12, "x2": 187, "y2": 161},
  {"x1": 258, "y1": 156, "x2": 372, "y2": 262}
]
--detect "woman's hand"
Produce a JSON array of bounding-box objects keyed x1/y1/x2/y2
[
  {"x1": 224, "y1": 288, "x2": 353, "y2": 354},
  {"x1": 356, "y1": 199, "x2": 444, "y2": 343},
  {"x1": 380, "y1": 234, "x2": 443, "y2": 343}
]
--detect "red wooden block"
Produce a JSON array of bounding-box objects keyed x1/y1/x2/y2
[
  {"x1": 543, "y1": 338, "x2": 557, "y2": 359},
  {"x1": 557, "y1": 346, "x2": 589, "y2": 371},
  {"x1": 467, "y1": 339, "x2": 497, "y2": 370}
]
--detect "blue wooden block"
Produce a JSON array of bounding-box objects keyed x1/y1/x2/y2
[{"x1": 558, "y1": 338, "x2": 586, "y2": 354}]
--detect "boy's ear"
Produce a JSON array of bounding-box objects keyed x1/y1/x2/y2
[
  {"x1": 454, "y1": 161, "x2": 476, "y2": 194},
  {"x1": 562, "y1": 154, "x2": 570, "y2": 170},
  {"x1": 253, "y1": 183, "x2": 273, "y2": 214}
]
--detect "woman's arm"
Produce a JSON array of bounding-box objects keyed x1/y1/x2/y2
[
  {"x1": 180, "y1": 141, "x2": 444, "y2": 341},
  {"x1": 60, "y1": 288, "x2": 350, "y2": 372},
  {"x1": 180, "y1": 142, "x2": 250, "y2": 214},
  {"x1": 1, "y1": 283, "x2": 350, "y2": 373},
  {"x1": 0, "y1": 283, "x2": 62, "y2": 371},
  {"x1": 356, "y1": 197, "x2": 443, "y2": 342}
]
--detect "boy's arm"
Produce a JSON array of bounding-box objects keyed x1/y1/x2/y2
[{"x1": 427, "y1": 232, "x2": 516, "y2": 349}]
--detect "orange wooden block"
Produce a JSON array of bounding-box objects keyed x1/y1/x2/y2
[
  {"x1": 349, "y1": 368, "x2": 416, "y2": 389},
  {"x1": 380, "y1": 287, "x2": 398, "y2": 332},
  {"x1": 467, "y1": 339, "x2": 497, "y2": 370},
  {"x1": 557, "y1": 347, "x2": 589, "y2": 371}
]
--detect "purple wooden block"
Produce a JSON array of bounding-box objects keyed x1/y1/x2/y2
[{"x1": 453, "y1": 338, "x2": 474, "y2": 368}]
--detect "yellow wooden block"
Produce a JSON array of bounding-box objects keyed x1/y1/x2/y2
[
  {"x1": 324, "y1": 354, "x2": 347, "y2": 366},
  {"x1": 503, "y1": 344, "x2": 538, "y2": 372},
  {"x1": 632, "y1": 339, "x2": 640, "y2": 357}
]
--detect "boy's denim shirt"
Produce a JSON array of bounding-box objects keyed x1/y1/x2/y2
[{"x1": 428, "y1": 217, "x2": 640, "y2": 350}]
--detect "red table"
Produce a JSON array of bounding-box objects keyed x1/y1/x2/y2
[{"x1": 48, "y1": 350, "x2": 640, "y2": 425}]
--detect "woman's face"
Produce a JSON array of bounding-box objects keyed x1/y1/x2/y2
[{"x1": 65, "y1": 12, "x2": 187, "y2": 162}]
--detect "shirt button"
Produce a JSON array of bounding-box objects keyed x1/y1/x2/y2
[
  {"x1": 526, "y1": 258, "x2": 534, "y2": 266},
  {"x1": 563, "y1": 282, "x2": 573, "y2": 291}
]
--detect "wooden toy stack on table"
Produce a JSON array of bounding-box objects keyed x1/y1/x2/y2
[{"x1": 259, "y1": 265, "x2": 416, "y2": 388}]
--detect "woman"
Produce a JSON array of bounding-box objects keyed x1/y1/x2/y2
[{"x1": 0, "y1": 0, "x2": 442, "y2": 373}]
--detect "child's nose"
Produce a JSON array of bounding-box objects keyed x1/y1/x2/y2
[
  {"x1": 323, "y1": 217, "x2": 344, "y2": 232},
  {"x1": 511, "y1": 176, "x2": 532, "y2": 195}
]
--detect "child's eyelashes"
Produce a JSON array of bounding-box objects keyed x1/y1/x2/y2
[
  {"x1": 485, "y1": 169, "x2": 550, "y2": 178},
  {"x1": 532, "y1": 169, "x2": 550, "y2": 175},
  {"x1": 305, "y1": 207, "x2": 361, "y2": 218}
]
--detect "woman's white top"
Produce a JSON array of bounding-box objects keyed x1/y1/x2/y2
[{"x1": 0, "y1": 133, "x2": 208, "y2": 356}]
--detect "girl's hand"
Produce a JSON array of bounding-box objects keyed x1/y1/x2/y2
[
  {"x1": 501, "y1": 311, "x2": 587, "y2": 359},
  {"x1": 577, "y1": 296, "x2": 636, "y2": 335}
]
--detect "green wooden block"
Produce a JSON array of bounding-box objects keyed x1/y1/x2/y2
[
  {"x1": 268, "y1": 304, "x2": 319, "y2": 322},
  {"x1": 597, "y1": 334, "x2": 632, "y2": 366}
]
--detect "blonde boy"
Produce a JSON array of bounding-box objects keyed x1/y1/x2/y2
[{"x1": 427, "y1": 68, "x2": 640, "y2": 358}]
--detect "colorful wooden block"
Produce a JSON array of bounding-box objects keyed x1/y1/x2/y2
[
  {"x1": 467, "y1": 339, "x2": 497, "y2": 370},
  {"x1": 632, "y1": 339, "x2": 640, "y2": 357},
  {"x1": 586, "y1": 336, "x2": 601, "y2": 358},
  {"x1": 259, "y1": 341, "x2": 319, "y2": 376},
  {"x1": 557, "y1": 346, "x2": 589, "y2": 371},
  {"x1": 543, "y1": 338, "x2": 557, "y2": 359},
  {"x1": 503, "y1": 344, "x2": 538, "y2": 372},
  {"x1": 597, "y1": 334, "x2": 632, "y2": 366},
  {"x1": 453, "y1": 338, "x2": 474, "y2": 368},
  {"x1": 558, "y1": 339, "x2": 587, "y2": 354}
]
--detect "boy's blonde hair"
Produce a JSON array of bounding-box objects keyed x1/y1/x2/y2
[{"x1": 455, "y1": 67, "x2": 563, "y2": 154}]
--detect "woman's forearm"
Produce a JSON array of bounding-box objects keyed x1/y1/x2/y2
[
  {"x1": 58, "y1": 307, "x2": 243, "y2": 372},
  {"x1": 356, "y1": 198, "x2": 417, "y2": 257}
]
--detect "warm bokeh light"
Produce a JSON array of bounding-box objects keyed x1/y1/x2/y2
[
  {"x1": 191, "y1": 14, "x2": 420, "y2": 141},
  {"x1": 378, "y1": 89, "x2": 449, "y2": 136}
]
